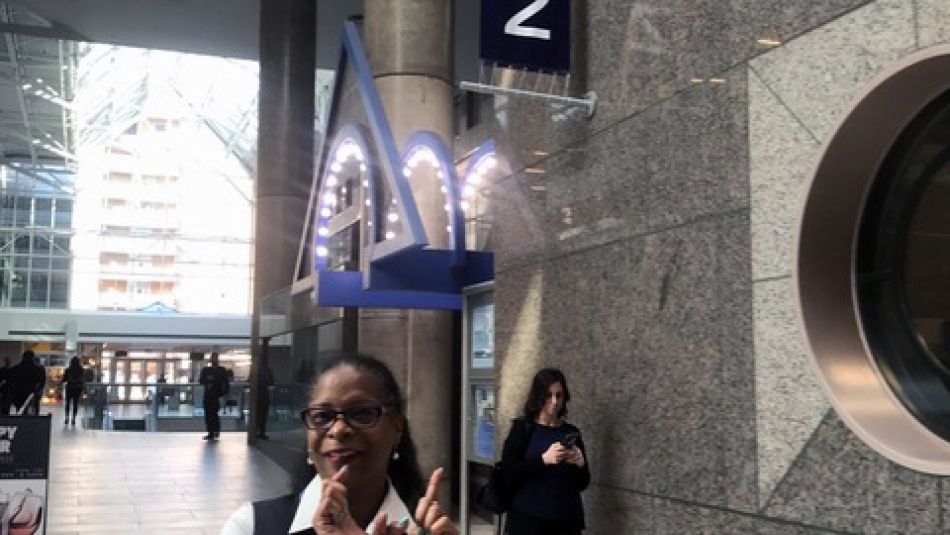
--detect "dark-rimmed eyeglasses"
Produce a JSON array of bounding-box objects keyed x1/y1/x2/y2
[{"x1": 299, "y1": 404, "x2": 398, "y2": 431}]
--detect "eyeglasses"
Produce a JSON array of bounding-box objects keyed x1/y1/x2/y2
[{"x1": 299, "y1": 404, "x2": 397, "y2": 431}]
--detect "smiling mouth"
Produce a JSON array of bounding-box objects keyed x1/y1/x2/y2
[{"x1": 323, "y1": 450, "x2": 361, "y2": 467}]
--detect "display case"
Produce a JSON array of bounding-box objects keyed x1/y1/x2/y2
[{"x1": 460, "y1": 283, "x2": 497, "y2": 533}]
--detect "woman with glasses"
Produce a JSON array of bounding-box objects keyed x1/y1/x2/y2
[
  {"x1": 501, "y1": 368, "x2": 589, "y2": 535},
  {"x1": 222, "y1": 354, "x2": 457, "y2": 535}
]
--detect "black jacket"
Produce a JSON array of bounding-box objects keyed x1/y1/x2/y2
[
  {"x1": 199, "y1": 365, "x2": 229, "y2": 398},
  {"x1": 500, "y1": 417, "x2": 590, "y2": 522},
  {"x1": 7, "y1": 361, "x2": 44, "y2": 403},
  {"x1": 252, "y1": 494, "x2": 315, "y2": 535},
  {"x1": 63, "y1": 366, "x2": 85, "y2": 391}
]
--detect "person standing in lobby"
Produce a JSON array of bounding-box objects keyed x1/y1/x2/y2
[
  {"x1": 8, "y1": 350, "x2": 45, "y2": 415},
  {"x1": 62, "y1": 356, "x2": 85, "y2": 425},
  {"x1": 501, "y1": 368, "x2": 590, "y2": 535},
  {"x1": 199, "y1": 352, "x2": 229, "y2": 441},
  {"x1": 0, "y1": 357, "x2": 11, "y2": 415}
]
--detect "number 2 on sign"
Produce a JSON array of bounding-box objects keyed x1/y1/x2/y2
[{"x1": 505, "y1": 0, "x2": 551, "y2": 40}]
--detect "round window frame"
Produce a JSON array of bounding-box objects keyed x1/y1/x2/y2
[{"x1": 797, "y1": 45, "x2": 950, "y2": 474}]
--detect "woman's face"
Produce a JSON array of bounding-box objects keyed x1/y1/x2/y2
[
  {"x1": 542, "y1": 381, "x2": 565, "y2": 420},
  {"x1": 307, "y1": 365, "x2": 403, "y2": 491}
]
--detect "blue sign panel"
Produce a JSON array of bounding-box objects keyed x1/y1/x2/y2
[{"x1": 480, "y1": 0, "x2": 571, "y2": 72}]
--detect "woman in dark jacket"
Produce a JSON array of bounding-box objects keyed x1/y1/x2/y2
[
  {"x1": 62, "y1": 356, "x2": 85, "y2": 425},
  {"x1": 501, "y1": 368, "x2": 590, "y2": 535}
]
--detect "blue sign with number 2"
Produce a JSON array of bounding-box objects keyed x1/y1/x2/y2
[{"x1": 480, "y1": 0, "x2": 571, "y2": 73}]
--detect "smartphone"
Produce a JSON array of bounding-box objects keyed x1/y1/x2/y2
[{"x1": 561, "y1": 432, "x2": 579, "y2": 448}]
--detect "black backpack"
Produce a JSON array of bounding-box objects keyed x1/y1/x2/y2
[
  {"x1": 475, "y1": 461, "x2": 509, "y2": 514},
  {"x1": 475, "y1": 419, "x2": 534, "y2": 516}
]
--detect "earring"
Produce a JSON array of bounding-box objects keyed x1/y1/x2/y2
[
  {"x1": 392, "y1": 450, "x2": 400, "y2": 461},
  {"x1": 307, "y1": 451, "x2": 315, "y2": 465}
]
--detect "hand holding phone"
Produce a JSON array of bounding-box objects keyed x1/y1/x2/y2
[{"x1": 560, "y1": 432, "x2": 579, "y2": 449}]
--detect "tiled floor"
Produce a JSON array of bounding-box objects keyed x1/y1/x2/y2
[
  {"x1": 41, "y1": 403, "x2": 494, "y2": 534},
  {"x1": 43, "y1": 404, "x2": 290, "y2": 535}
]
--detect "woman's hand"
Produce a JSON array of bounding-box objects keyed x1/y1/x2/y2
[
  {"x1": 412, "y1": 467, "x2": 457, "y2": 535},
  {"x1": 541, "y1": 442, "x2": 566, "y2": 465},
  {"x1": 565, "y1": 446, "x2": 585, "y2": 467},
  {"x1": 370, "y1": 513, "x2": 412, "y2": 535},
  {"x1": 371, "y1": 467, "x2": 457, "y2": 535},
  {"x1": 314, "y1": 466, "x2": 363, "y2": 535}
]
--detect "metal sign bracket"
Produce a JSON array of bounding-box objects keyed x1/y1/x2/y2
[{"x1": 460, "y1": 63, "x2": 596, "y2": 118}]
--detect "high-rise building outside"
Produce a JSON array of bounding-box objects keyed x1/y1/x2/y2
[{"x1": 69, "y1": 45, "x2": 255, "y2": 315}]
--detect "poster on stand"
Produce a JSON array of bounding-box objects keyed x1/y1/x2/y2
[{"x1": 0, "y1": 415, "x2": 50, "y2": 535}]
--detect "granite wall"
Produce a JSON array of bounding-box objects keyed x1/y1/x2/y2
[{"x1": 464, "y1": 0, "x2": 950, "y2": 532}]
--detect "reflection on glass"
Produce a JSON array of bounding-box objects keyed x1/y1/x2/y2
[
  {"x1": 326, "y1": 225, "x2": 358, "y2": 272},
  {"x1": 906, "y1": 158, "x2": 950, "y2": 371},
  {"x1": 856, "y1": 91, "x2": 950, "y2": 440}
]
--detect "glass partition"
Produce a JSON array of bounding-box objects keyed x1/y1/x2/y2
[
  {"x1": 461, "y1": 284, "x2": 496, "y2": 534},
  {"x1": 78, "y1": 381, "x2": 250, "y2": 432}
]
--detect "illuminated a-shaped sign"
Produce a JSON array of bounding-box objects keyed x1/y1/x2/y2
[{"x1": 307, "y1": 21, "x2": 494, "y2": 310}]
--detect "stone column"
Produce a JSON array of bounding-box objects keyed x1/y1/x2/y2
[
  {"x1": 360, "y1": 0, "x2": 456, "y2": 507},
  {"x1": 249, "y1": 0, "x2": 315, "y2": 443}
]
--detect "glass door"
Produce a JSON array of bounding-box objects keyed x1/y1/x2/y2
[
  {"x1": 127, "y1": 359, "x2": 160, "y2": 401},
  {"x1": 128, "y1": 360, "x2": 145, "y2": 400},
  {"x1": 114, "y1": 359, "x2": 127, "y2": 400}
]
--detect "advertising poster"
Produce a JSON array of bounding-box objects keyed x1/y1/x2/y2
[
  {"x1": 0, "y1": 416, "x2": 50, "y2": 535},
  {"x1": 476, "y1": 417, "x2": 495, "y2": 461}
]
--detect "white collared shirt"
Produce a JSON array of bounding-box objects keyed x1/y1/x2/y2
[{"x1": 221, "y1": 476, "x2": 413, "y2": 534}]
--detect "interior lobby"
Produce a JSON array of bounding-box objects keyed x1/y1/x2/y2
[{"x1": 2, "y1": 1, "x2": 950, "y2": 534}]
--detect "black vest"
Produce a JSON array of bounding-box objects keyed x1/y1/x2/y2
[{"x1": 252, "y1": 494, "x2": 315, "y2": 535}]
